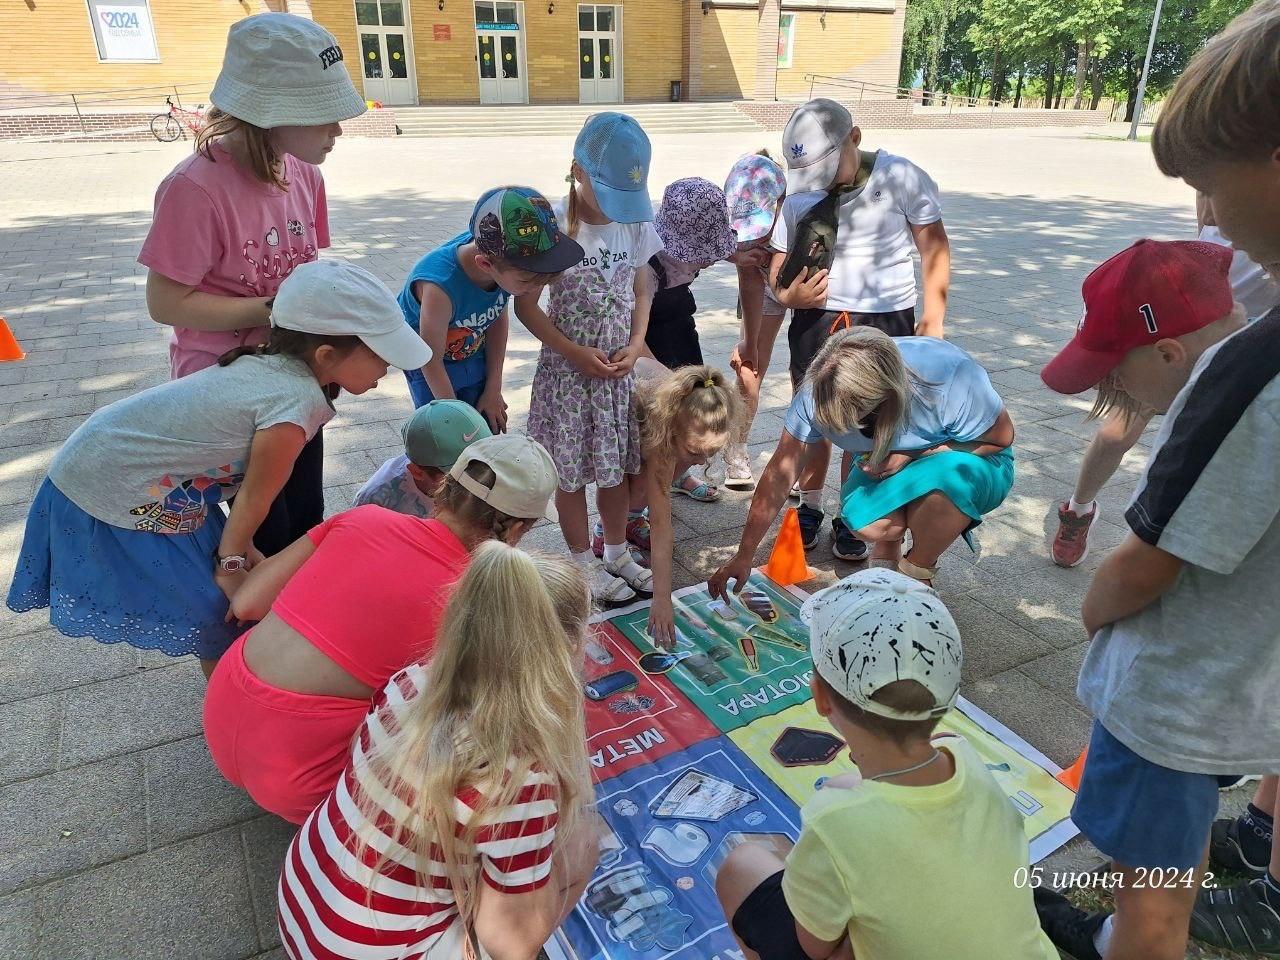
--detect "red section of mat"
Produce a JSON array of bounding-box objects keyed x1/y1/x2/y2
[{"x1": 583, "y1": 622, "x2": 720, "y2": 780}]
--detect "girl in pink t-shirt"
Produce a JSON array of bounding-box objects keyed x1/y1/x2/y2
[
  {"x1": 138, "y1": 13, "x2": 367, "y2": 554},
  {"x1": 202, "y1": 435, "x2": 561, "y2": 823}
]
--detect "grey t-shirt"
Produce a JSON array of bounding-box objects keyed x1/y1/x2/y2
[
  {"x1": 1078, "y1": 309, "x2": 1280, "y2": 773},
  {"x1": 49, "y1": 353, "x2": 333, "y2": 534}
]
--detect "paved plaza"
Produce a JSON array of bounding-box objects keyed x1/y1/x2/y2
[{"x1": 0, "y1": 124, "x2": 1241, "y2": 958}]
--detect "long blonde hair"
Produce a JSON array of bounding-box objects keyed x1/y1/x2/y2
[
  {"x1": 805, "y1": 328, "x2": 915, "y2": 464},
  {"x1": 351, "y1": 542, "x2": 592, "y2": 930},
  {"x1": 638, "y1": 364, "x2": 742, "y2": 461},
  {"x1": 196, "y1": 106, "x2": 289, "y2": 191},
  {"x1": 565, "y1": 163, "x2": 583, "y2": 239}
]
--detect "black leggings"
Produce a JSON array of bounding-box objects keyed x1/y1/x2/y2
[{"x1": 250, "y1": 428, "x2": 326, "y2": 556}]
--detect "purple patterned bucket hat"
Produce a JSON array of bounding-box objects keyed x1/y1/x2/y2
[
  {"x1": 654, "y1": 177, "x2": 738, "y2": 265},
  {"x1": 724, "y1": 154, "x2": 786, "y2": 242}
]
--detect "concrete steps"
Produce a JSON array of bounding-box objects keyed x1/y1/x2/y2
[{"x1": 390, "y1": 101, "x2": 762, "y2": 137}]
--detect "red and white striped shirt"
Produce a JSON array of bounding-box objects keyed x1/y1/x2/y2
[{"x1": 277, "y1": 664, "x2": 560, "y2": 960}]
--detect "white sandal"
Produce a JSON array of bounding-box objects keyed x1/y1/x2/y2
[
  {"x1": 583, "y1": 556, "x2": 637, "y2": 605},
  {"x1": 898, "y1": 556, "x2": 937, "y2": 586},
  {"x1": 604, "y1": 554, "x2": 654, "y2": 596}
]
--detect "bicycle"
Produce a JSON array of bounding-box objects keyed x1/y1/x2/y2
[{"x1": 150, "y1": 97, "x2": 206, "y2": 142}]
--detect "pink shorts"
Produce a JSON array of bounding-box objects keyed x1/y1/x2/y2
[{"x1": 203, "y1": 633, "x2": 372, "y2": 824}]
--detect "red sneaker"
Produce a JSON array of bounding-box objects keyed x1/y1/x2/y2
[{"x1": 1052, "y1": 501, "x2": 1098, "y2": 568}]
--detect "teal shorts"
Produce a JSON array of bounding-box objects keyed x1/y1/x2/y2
[{"x1": 839, "y1": 447, "x2": 1015, "y2": 533}]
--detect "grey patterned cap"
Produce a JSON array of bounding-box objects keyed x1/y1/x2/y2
[{"x1": 799, "y1": 568, "x2": 961, "y2": 720}]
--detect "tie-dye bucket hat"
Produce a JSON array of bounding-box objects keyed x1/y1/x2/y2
[
  {"x1": 724, "y1": 153, "x2": 786, "y2": 243},
  {"x1": 654, "y1": 177, "x2": 738, "y2": 265}
]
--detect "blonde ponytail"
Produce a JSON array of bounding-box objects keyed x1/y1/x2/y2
[
  {"x1": 638, "y1": 364, "x2": 742, "y2": 461},
  {"x1": 352, "y1": 542, "x2": 592, "y2": 931},
  {"x1": 806, "y1": 327, "x2": 915, "y2": 464},
  {"x1": 565, "y1": 168, "x2": 581, "y2": 239}
]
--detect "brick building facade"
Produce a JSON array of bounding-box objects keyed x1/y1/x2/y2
[{"x1": 1, "y1": 0, "x2": 904, "y2": 107}]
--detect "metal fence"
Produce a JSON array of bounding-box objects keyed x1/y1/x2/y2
[
  {"x1": 803, "y1": 73, "x2": 1115, "y2": 114},
  {"x1": 0, "y1": 82, "x2": 211, "y2": 135}
]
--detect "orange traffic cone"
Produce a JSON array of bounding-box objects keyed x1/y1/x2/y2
[
  {"x1": 764, "y1": 507, "x2": 813, "y2": 587},
  {"x1": 1055, "y1": 747, "x2": 1087, "y2": 791},
  {"x1": 0, "y1": 317, "x2": 23, "y2": 363}
]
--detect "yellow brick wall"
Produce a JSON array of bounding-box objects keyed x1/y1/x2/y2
[
  {"x1": 0, "y1": 0, "x2": 273, "y2": 99},
  {"x1": 775, "y1": 8, "x2": 898, "y2": 97},
  {"x1": 698, "y1": 6, "x2": 756, "y2": 99},
  {"x1": 622, "y1": 0, "x2": 682, "y2": 101},
  {"x1": 523, "y1": 4, "x2": 578, "y2": 103}
]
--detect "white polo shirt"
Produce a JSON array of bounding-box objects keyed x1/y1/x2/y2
[{"x1": 772, "y1": 150, "x2": 942, "y2": 314}]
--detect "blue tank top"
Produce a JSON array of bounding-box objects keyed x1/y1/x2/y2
[{"x1": 397, "y1": 232, "x2": 509, "y2": 387}]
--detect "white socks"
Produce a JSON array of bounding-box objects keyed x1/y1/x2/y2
[
  {"x1": 799, "y1": 488, "x2": 823, "y2": 510},
  {"x1": 572, "y1": 548, "x2": 597, "y2": 566},
  {"x1": 602, "y1": 542, "x2": 628, "y2": 563},
  {"x1": 1068, "y1": 496, "x2": 1095, "y2": 515},
  {"x1": 1093, "y1": 915, "x2": 1113, "y2": 955}
]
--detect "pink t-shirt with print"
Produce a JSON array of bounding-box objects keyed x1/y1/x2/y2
[{"x1": 138, "y1": 141, "x2": 331, "y2": 379}]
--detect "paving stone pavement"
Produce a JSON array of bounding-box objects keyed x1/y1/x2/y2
[{"x1": 0, "y1": 124, "x2": 1238, "y2": 958}]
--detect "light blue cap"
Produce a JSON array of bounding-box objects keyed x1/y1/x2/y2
[{"x1": 573, "y1": 112, "x2": 653, "y2": 224}]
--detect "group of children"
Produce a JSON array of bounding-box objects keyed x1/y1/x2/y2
[{"x1": 6, "y1": 2, "x2": 1280, "y2": 958}]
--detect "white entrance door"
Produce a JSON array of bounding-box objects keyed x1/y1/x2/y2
[
  {"x1": 475, "y1": 1, "x2": 527, "y2": 104},
  {"x1": 355, "y1": 0, "x2": 417, "y2": 105},
  {"x1": 578, "y1": 4, "x2": 621, "y2": 103}
]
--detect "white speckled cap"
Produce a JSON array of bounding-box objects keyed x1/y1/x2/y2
[{"x1": 800, "y1": 568, "x2": 961, "y2": 720}]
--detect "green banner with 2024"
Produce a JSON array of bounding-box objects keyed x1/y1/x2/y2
[{"x1": 606, "y1": 571, "x2": 815, "y2": 733}]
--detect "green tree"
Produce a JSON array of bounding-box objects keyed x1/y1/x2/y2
[{"x1": 905, "y1": 0, "x2": 1251, "y2": 113}]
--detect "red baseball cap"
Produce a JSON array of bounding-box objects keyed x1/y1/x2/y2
[{"x1": 1041, "y1": 239, "x2": 1234, "y2": 395}]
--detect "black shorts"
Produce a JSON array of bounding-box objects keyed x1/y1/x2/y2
[
  {"x1": 788, "y1": 306, "x2": 916, "y2": 387},
  {"x1": 731, "y1": 870, "x2": 808, "y2": 960},
  {"x1": 645, "y1": 282, "x2": 704, "y2": 369}
]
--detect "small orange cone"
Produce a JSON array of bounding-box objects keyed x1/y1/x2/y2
[
  {"x1": 764, "y1": 507, "x2": 812, "y2": 586},
  {"x1": 1055, "y1": 747, "x2": 1087, "y2": 791},
  {"x1": 0, "y1": 318, "x2": 24, "y2": 362}
]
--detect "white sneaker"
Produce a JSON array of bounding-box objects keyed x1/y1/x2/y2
[
  {"x1": 603, "y1": 554, "x2": 654, "y2": 596},
  {"x1": 581, "y1": 556, "x2": 636, "y2": 605},
  {"x1": 722, "y1": 443, "x2": 754, "y2": 490}
]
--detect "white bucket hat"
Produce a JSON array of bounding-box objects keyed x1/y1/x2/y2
[
  {"x1": 271, "y1": 260, "x2": 431, "y2": 371},
  {"x1": 800, "y1": 568, "x2": 961, "y2": 720},
  {"x1": 211, "y1": 13, "x2": 367, "y2": 128}
]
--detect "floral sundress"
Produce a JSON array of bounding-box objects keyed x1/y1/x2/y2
[{"x1": 527, "y1": 262, "x2": 641, "y2": 492}]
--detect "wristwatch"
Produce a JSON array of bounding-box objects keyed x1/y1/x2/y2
[{"x1": 215, "y1": 552, "x2": 248, "y2": 574}]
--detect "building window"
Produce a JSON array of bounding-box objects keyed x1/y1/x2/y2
[
  {"x1": 777, "y1": 12, "x2": 795, "y2": 69},
  {"x1": 86, "y1": 0, "x2": 159, "y2": 62},
  {"x1": 475, "y1": 1, "x2": 519, "y2": 26}
]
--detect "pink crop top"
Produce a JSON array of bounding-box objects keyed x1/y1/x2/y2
[{"x1": 272, "y1": 505, "x2": 470, "y2": 689}]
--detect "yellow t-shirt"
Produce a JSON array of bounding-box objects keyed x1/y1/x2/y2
[{"x1": 781, "y1": 737, "x2": 1058, "y2": 960}]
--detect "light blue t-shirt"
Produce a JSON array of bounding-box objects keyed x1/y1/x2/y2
[
  {"x1": 397, "y1": 232, "x2": 508, "y2": 389},
  {"x1": 783, "y1": 338, "x2": 1003, "y2": 454}
]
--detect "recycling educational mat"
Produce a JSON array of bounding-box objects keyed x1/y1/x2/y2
[{"x1": 549, "y1": 573, "x2": 1079, "y2": 960}]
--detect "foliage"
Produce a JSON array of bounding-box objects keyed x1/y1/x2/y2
[{"x1": 900, "y1": 0, "x2": 1254, "y2": 116}]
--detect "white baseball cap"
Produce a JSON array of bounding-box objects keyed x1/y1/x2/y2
[
  {"x1": 271, "y1": 260, "x2": 431, "y2": 370},
  {"x1": 211, "y1": 13, "x2": 367, "y2": 129},
  {"x1": 781, "y1": 98, "x2": 855, "y2": 194},
  {"x1": 449, "y1": 434, "x2": 560, "y2": 522},
  {"x1": 800, "y1": 568, "x2": 961, "y2": 720}
]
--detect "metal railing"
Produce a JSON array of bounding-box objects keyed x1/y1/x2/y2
[
  {"x1": 0, "y1": 82, "x2": 211, "y2": 134},
  {"x1": 803, "y1": 74, "x2": 1112, "y2": 114}
]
